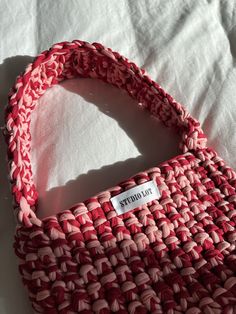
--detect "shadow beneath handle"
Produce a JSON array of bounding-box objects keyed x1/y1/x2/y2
[{"x1": 33, "y1": 77, "x2": 181, "y2": 218}]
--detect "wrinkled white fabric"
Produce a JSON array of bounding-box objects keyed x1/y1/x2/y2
[{"x1": 0, "y1": 1, "x2": 236, "y2": 313}]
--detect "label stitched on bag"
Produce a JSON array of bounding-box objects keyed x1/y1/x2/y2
[{"x1": 110, "y1": 179, "x2": 161, "y2": 215}]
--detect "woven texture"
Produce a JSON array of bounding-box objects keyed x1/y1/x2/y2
[{"x1": 4, "y1": 40, "x2": 236, "y2": 313}]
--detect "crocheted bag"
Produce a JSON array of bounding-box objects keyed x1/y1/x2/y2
[{"x1": 4, "y1": 40, "x2": 236, "y2": 314}]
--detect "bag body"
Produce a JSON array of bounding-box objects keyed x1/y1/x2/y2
[{"x1": 4, "y1": 40, "x2": 236, "y2": 313}]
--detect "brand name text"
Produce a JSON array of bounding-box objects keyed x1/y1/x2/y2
[{"x1": 119, "y1": 188, "x2": 153, "y2": 207}]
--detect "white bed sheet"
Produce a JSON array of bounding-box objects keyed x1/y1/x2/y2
[{"x1": 0, "y1": 0, "x2": 236, "y2": 313}]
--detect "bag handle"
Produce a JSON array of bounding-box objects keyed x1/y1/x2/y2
[{"x1": 4, "y1": 40, "x2": 207, "y2": 227}]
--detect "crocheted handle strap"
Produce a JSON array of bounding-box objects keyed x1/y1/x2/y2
[{"x1": 4, "y1": 40, "x2": 207, "y2": 227}]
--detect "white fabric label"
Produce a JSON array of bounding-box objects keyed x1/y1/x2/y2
[{"x1": 110, "y1": 179, "x2": 161, "y2": 215}]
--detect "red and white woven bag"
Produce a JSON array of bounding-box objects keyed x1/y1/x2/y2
[{"x1": 4, "y1": 40, "x2": 236, "y2": 314}]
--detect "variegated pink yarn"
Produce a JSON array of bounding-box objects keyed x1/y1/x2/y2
[{"x1": 4, "y1": 40, "x2": 236, "y2": 313}]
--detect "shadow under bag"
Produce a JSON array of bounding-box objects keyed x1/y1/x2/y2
[{"x1": 4, "y1": 40, "x2": 236, "y2": 313}]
